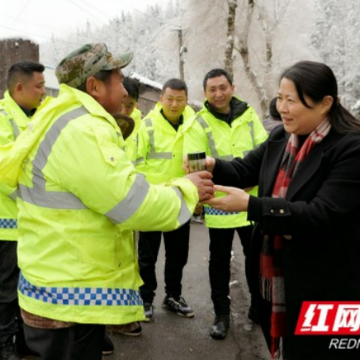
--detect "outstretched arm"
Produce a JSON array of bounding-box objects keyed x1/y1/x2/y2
[{"x1": 203, "y1": 185, "x2": 249, "y2": 212}]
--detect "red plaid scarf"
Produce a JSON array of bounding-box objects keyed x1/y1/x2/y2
[{"x1": 259, "y1": 119, "x2": 331, "y2": 358}]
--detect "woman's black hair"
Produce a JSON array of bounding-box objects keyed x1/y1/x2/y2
[{"x1": 281, "y1": 60, "x2": 360, "y2": 134}]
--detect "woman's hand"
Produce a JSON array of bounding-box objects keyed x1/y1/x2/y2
[{"x1": 202, "y1": 185, "x2": 250, "y2": 212}]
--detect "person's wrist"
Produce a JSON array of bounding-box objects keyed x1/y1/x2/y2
[
  {"x1": 244, "y1": 193, "x2": 250, "y2": 211},
  {"x1": 205, "y1": 156, "x2": 215, "y2": 173}
]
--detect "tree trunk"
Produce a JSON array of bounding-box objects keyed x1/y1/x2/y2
[
  {"x1": 235, "y1": 0, "x2": 289, "y2": 118},
  {"x1": 224, "y1": 0, "x2": 237, "y2": 78},
  {"x1": 236, "y1": 1, "x2": 267, "y2": 117}
]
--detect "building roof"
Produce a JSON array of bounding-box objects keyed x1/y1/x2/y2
[{"x1": 128, "y1": 71, "x2": 162, "y2": 90}]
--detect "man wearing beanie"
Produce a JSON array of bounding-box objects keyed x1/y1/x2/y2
[{"x1": 0, "y1": 43, "x2": 213, "y2": 360}]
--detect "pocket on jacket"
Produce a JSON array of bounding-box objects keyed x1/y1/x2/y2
[{"x1": 92, "y1": 125, "x2": 121, "y2": 167}]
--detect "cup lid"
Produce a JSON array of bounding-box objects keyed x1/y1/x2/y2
[{"x1": 188, "y1": 152, "x2": 206, "y2": 160}]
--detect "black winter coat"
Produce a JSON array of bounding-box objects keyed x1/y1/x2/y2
[{"x1": 213, "y1": 126, "x2": 360, "y2": 360}]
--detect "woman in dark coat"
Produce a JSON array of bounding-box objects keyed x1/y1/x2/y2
[{"x1": 201, "y1": 61, "x2": 360, "y2": 360}]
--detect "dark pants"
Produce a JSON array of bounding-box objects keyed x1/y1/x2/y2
[
  {"x1": 0, "y1": 240, "x2": 20, "y2": 346},
  {"x1": 138, "y1": 221, "x2": 190, "y2": 303},
  {"x1": 24, "y1": 324, "x2": 105, "y2": 360},
  {"x1": 208, "y1": 225, "x2": 253, "y2": 315}
]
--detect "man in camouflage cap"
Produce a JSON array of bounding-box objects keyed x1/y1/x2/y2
[
  {"x1": 56, "y1": 43, "x2": 132, "y2": 88},
  {"x1": 0, "y1": 43, "x2": 213, "y2": 360}
]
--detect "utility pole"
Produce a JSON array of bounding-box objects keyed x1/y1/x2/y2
[{"x1": 172, "y1": 27, "x2": 187, "y2": 81}]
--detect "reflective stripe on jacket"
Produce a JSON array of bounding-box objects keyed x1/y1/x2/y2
[
  {"x1": 124, "y1": 107, "x2": 142, "y2": 161},
  {"x1": 0, "y1": 84, "x2": 198, "y2": 325},
  {"x1": 183, "y1": 97, "x2": 268, "y2": 228},
  {"x1": 0, "y1": 91, "x2": 32, "y2": 240},
  {"x1": 135, "y1": 103, "x2": 195, "y2": 184}
]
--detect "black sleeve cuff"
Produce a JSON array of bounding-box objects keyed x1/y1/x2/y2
[
  {"x1": 212, "y1": 158, "x2": 223, "y2": 183},
  {"x1": 247, "y1": 195, "x2": 263, "y2": 222}
]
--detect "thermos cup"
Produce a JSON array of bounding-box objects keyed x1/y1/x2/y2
[{"x1": 188, "y1": 152, "x2": 206, "y2": 173}]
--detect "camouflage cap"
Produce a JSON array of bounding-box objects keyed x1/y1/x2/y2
[{"x1": 55, "y1": 43, "x2": 133, "y2": 88}]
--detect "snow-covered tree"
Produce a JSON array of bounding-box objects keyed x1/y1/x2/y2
[
  {"x1": 312, "y1": 0, "x2": 360, "y2": 112},
  {"x1": 39, "y1": 0, "x2": 360, "y2": 119},
  {"x1": 224, "y1": 0, "x2": 237, "y2": 77}
]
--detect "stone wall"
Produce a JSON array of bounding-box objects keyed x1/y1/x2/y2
[{"x1": 0, "y1": 39, "x2": 39, "y2": 97}]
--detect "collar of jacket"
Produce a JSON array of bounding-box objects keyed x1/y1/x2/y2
[
  {"x1": 204, "y1": 96, "x2": 249, "y2": 124},
  {"x1": 160, "y1": 109, "x2": 184, "y2": 130},
  {"x1": 1, "y1": 91, "x2": 31, "y2": 119},
  {"x1": 59, "y1": 84, "x2": 119, "y2": 130},
  {"x1": 264, "y1": 126, "x2": 342, "y2": 199}
]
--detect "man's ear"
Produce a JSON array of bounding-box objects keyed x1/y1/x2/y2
[
  {"x1": 85, "y1": 77, "x2": 99, "y2": 96},
  {"x1": 14, "y1": 82, "x2": 23, "y2": 94}
]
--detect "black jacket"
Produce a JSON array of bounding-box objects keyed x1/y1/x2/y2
[{"x1": 213, "y1": 126, "x2": 360, "y2": 360}]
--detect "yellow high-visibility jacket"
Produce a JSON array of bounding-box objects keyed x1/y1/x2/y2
[
  {"x1": 183, "y1": 97, "x2": 268, "y2": 228},
  {"x1": 0, "y1": 84, "x2": 198, "y2": 325},
  {"x1": 135, "y1": 103, "x2": 195, "y2": 184},
  {"x1": 0, "y1": 91, "x2": 32, "y2": 240}
]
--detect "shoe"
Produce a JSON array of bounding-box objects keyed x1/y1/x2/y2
[
  {"x1": 210, "y1": 314, "x2": 230, "y2": 340},
  {"x1": 143, "y1": 302, "x2": 154, "y2": 322},
  {"x1": 248, "y1": 304, "x2": 259, "y2": 324},
  {"x1": 162, "y1": 296, "x2": 194, "y2": 318},
  {"x1": 191, "y1": 215, "x2": 203, "y2": 224},
  {"x1": 118, "y1": 322, "x2": 142, "y2": 336},
  {"x1": 0, "y1": 339, "x2": 20, "y2": 360},
  {"x1": 107, "y1": 322, "x2": 142, "y2": 336},
  {"x1": 102, "y1": 332, "x2": 114, "y2": 356}
]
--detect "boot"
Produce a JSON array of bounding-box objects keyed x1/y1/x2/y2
[{"x1": 210, "y1": 314, "x2": 230, "y2": 340}]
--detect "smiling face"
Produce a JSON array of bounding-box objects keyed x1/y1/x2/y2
[
  {"x1": 277, "y1": 77, "x2": 332, "y2": 135},
  {"x1": 204, "y1": 75, "x2": 234, "y2": 114},
  {"x1": 160, "y1": 87, "x2": 187, "y2": 124}
]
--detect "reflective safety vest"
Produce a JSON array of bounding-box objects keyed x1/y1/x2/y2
[
  {"x1": 124, "y1": 107, "x2": 142, "y2": 161},
  {"x1": 135, "y1": 103, "x2": 195, "y2": 184},
  {"x1": 183, "y1": 97, "x2": 268, "y2": 228},
  {"x1": 0, "y1": 84, "x2": 198, "y2": 325},
  {"x1": 0, "y1": 91, "x2": 32, "y2": 241}
]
